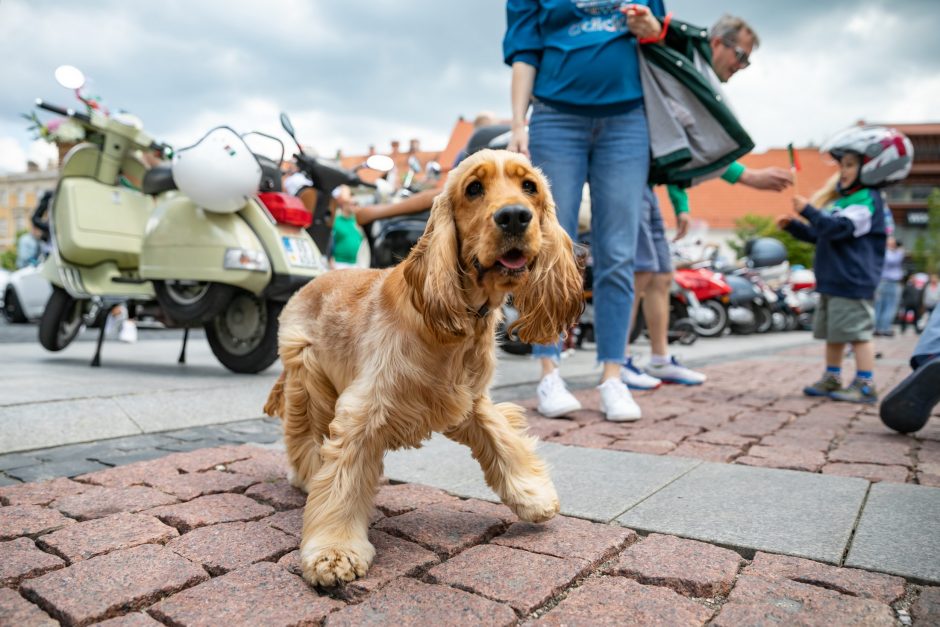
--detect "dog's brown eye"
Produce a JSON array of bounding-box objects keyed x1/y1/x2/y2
[
  {"x1": 522, "y1": 179, "x2": 537, "y2": 195},
  {"x1": 466, "y1": 180, "x2": 484, "y2": 198}
]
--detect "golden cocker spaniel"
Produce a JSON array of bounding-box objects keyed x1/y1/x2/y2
[{"x1": 264, "y1": 149, "x2": 583, "y2": 587}]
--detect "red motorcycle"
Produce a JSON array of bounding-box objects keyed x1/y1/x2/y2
[{"x1": 673, "y1": 265, "x2": 732, "y2": 338}]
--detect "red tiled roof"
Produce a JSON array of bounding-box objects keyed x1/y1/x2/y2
[{"x1": 654, "y1": 148, "x2": 838, "y2": 230}]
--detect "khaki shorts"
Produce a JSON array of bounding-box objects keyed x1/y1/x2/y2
[{"x1": 813, "y1": 295, "x2": 874, "y2": 343}]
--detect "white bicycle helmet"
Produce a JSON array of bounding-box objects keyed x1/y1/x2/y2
[
  {"x1": 820, "y1": 125, "x2": 914, "y2": 188},
  {"x1": 172, "y1": 127, "x2": 262, "y2": 213}
]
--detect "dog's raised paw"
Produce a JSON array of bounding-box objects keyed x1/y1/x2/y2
[
  {"x1": 301, "y1": 544, "x2": 373, "y2": 587},
  {"x1": 512, "y1": 495, "x2": 560, "y2": 523}
]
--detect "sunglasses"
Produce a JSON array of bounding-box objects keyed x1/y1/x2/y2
[{"x1": 721, "y1": 39, "x2": 751, "y2": 68}]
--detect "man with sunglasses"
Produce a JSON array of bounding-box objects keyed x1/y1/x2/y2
[{"x1": 623, "y1": 13, "x2": 794, "y2": 390}]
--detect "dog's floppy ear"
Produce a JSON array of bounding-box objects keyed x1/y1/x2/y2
[
  {"x1": 510, "y1": 196, "x2": 584, "y2": 345},
  {"x1": 401, "y1": 191, "x2": 471, "y2": 341}
]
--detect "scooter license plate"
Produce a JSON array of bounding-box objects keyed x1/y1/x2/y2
[{"x1": 281, "y1": 236, "x2": 319, "y2": 268}]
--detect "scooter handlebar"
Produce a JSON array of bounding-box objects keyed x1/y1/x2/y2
[{"x1": 34, "y1": 99, "x2": 91, "y2": 124}]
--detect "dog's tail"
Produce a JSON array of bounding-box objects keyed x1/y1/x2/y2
[{"x1": 263, "y1": 371, "x2": 286, "y2": 419}]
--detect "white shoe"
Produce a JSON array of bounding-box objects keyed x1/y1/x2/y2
[
  {"x1": 620, "y1": 357, "x2": 662, "y2": 390},
  {"x1": 537, "y1": 370, "x2": 582, "y2": 418},
  {"x1": 597, "y1": 378, "x2": 642, "y2": 422},
  {"x1": 118, "y1": 320, "x2": 138, "y2": 343},
  {"x1": 644, "y1": 356, "x2": 706, "y2": 385}
]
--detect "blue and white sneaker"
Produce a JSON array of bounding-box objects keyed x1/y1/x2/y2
[
  {"x1": 620, "y1": 357, "x2": 662, "y2": 390},
  {"x1": 644, "y1": 356, "x2": 706, "y2": 386}
]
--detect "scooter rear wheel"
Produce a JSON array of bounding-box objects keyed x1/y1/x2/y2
[
  {"x1": 39, "y1": 287, "x2": 87, "y2": 351},
  {"x1": 205, "y1": 292, "x2": 282, "y2": 374},
  {"x1": 155, "y1": 280, "x2": 234, "y2": 325}
]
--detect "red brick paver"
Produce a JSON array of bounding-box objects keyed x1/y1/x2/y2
[
  {"x1": 149, "y1": 561, "x2": 343, "y2": 627},
  {"x1": 21, "y1": 544, "x2": 209, "y2": 626},
  {"x1": 537, "y1": 577, "x2": 713, "y2": 625},
  {"x1": 428, "y1": 544, "x2": 587, "y2": 614},
  {"x1": 145, "y1": 492, "x2": 274, "y2": 532},
  {"x1": 0, "y1": 537, "x2": 65, "y2": 586},
  {"x1": 0, "y1": 505, "x2": 74, "y2": 540},
  {"x1": 243, "y1": 479, "x2": 306, "y2": 510},
  {"x1": 166, "y1": 520, "x2": 296, "y2": 575},
  {"x1": 325, "y1": 576, "x2": 516, "y2": 626},
  {"x1": 0, "y1": 587, "x2": 56, "y2": 626},
  {"x1": 51, "y1": 485, "x2": 178, "y2": 521},
  {"x1": 373, "y1": 483, "x2": 457, "y2": 516},
  {"x1": 36, "y1": 512, "x2": 178, "y2": 564},
  {"x1": 712, "y1": 574, "x2": 896, "y2": 626},
  {"x1": 373, "y1": 502, "x2": 505, "y2": 557},
  {"x1": 608, "y1": 533, "x2": 744, "y2": 597},
  {"x1": 744, "y1": 552, "x2": 906, "y2": 604},
  {"x1": 0, "y1": 477, "x2": 93, "y2": 506},
  {"x1": 492, "y1": 514, "x2": 636, "y2": 566}
]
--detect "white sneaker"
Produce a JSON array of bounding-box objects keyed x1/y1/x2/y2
[
  {"x1": 597, "y1": 378, "x2": 642, "y2": 422},
  {"x1": 118, "y1": 320, "x2": 138, "y2": 343},
  {"x1": 537, "y1": 370, "x2": 582, "y2": 418},
  {"x1": 644, "y1": 356, "x2": 706, "y2": 385},
  {"x1": 620, "y1": 357, "x2": 662, "y2": 390}
]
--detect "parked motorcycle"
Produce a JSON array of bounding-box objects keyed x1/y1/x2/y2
[
  {"x1": 278, "y1": 112, "x2": 393, "y2": 267},
  {"x1": 35, "y1": 65, "x2": 326, "y2": 373}
]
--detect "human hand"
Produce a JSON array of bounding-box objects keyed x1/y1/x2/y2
[
  {"x1": 792, "y1": 195, "x2": 808, "y2": 214},
  {"x1": 740, "y1": 167, "x2": 793, "y2": 191},
  {"x1": 776, "y1": 215, "x2": 792, "y2": 229},
  {"x1": 622, "y1": 4, "x2": 661, "y2": 40},
  {"x1": 673, "y1": 212, "x2": 690, "y2": 241},
  {"x1": 508, "y1": 126, "x2": 529, "y2": 158}
]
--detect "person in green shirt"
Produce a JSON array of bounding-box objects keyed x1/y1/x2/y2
[
  {"x1": 329, "y1": 185, "x2": 364, "y2": 269},
  {"x1": 622, "y1": 15, "x2": 793, "y2": 390}
]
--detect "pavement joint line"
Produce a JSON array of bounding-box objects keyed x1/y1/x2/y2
[
  {"x1": 605, "y1": 458, "x2": 706, "y2": 524},
  {"x1": 839, "y1": 481, "x2": 874, "y2": 567},
  {"x1": 110, "y1": 397, "x2": 146, "y2": 436}
]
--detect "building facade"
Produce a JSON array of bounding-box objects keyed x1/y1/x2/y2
[{"x1": 0, "y1": 164, "x2": 58, "y2": 250}]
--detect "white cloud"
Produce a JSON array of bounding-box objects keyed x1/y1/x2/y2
[{"x1": 0, "y1": 138, "x2": 27, "y2": 173}]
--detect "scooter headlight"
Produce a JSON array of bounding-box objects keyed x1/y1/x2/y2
[{"x1": 224, "y1": 248, "x2": 269, "y2": 272}]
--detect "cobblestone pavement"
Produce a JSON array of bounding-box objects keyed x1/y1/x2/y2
[
  {"x1": 1, "y1": 333, "x2": 938, "y2": 624},
  {"x1": 522, "y1": 334, "x2": 939, "y2": 487},
  {"x1": 1, "y1": 444, "x2": 937, "y2": 626}
]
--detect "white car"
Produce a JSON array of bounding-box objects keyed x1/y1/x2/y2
[{"x1": 2, "y1": 264, "x2": 52, "y2": 323}]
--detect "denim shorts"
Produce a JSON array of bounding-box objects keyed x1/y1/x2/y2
[
  {"x1": 527, "y1": 100, "x2": 650, "y2": 363},
  {"x1": 635, "y1": 187, "x2": 672, "y2": 273}
]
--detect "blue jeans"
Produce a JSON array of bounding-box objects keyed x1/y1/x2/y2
[
  {"x1": 913, "y1": 306, "x2": 940, "y2": 368},
  {"x1": 528, "y1": 101, "x2": 650, "y2": 363},
  {"x1": 874, "y1": 279, "x2": 901, "y2": 333}
]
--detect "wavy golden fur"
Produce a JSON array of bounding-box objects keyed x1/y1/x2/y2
[{"x1": 264, "y1": 149, "x2": 583, "y2": 587}]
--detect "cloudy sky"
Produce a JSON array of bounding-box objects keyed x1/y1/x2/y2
[{"x1": 1, "y1": 0, "x2": 937, "y2": 173}]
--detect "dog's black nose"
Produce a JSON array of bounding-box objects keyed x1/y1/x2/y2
[{"x1": 493, "y1": 204, "x2": 532, "y2": 236}]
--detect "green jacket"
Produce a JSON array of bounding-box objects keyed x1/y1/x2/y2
[{"x1": 639, "y1": 19, "x2": 754, "y2": 187}]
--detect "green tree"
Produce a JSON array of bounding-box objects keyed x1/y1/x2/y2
[
  {"x1": 910, "y1": 188, "x2": 940, "y2": 274},
  {"x1": 729, "y1": 214, "x2": 816, "y2": 268}
]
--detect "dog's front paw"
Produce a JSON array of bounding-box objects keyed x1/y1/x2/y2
[
  {"x1": 508, "y1": 481, "x2": 560, "y2": 523},
  {"x1": 300, "y1": 540, "x2": 375, "y2": 587}
]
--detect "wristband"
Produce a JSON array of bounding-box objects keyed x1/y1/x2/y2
[{"x1": 638, "y1": 12, "x2": 671, "y2": 44}]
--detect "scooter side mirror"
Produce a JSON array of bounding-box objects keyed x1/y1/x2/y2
[
  {"x1": 279, "y1": 112, "x2": 304, "y2": 154},
  {"x1": 55, "y1": 65, "x2": 86, "y2": 90},
  {"x1": 365, "y1": 154, "x2": 394, "y2": 173}
]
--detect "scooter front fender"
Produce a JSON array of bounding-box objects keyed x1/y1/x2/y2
[{"x1": 140, "y1": 195, "x2": 270, "y2": 295}]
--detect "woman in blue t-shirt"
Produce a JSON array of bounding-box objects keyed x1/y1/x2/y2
[{"x1": 504, "y1": 1, "x2": 665, "y2": 422}]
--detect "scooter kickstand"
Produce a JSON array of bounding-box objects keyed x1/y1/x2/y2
[
  {"x1": 90, "y1": 322, "x2": 106, "y2": 367},
  {"x1": 178, "y1": 327, "x2": 190, "y2": 364}
]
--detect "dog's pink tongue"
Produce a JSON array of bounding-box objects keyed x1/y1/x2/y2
[{"x1": 499, "y1": 254, "x2": 527, "y2": 270}]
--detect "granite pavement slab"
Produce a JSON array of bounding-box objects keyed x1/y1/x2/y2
[
  {"x1": 845, "y1": 482, "x2": 940, "y2": 584},
  {"x1": 617, "y1": 461, "x2": 870, "y2": 564}
]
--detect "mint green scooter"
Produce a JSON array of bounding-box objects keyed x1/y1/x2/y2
[{"x1": 36, "y1": 66, "x2": 327, "y2": 373}]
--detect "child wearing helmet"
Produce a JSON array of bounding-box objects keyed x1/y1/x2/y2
[{"x1": 778, "y1": 125, "x2": 914, "y2": 404}]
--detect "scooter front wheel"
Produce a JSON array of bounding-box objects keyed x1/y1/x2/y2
[
  {"x1": 204, "y1": 292, "x2": 282, "y2": 374},
  {"x1": 39, "y1": 287, "x2": 87, "y2": 351}
]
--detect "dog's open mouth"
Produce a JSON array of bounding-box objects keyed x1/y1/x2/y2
[{"x1": 496, "y1": 249, "x2": 529, "y2": 275}]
